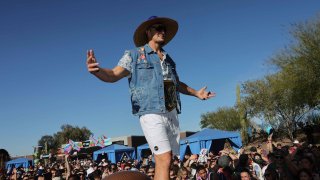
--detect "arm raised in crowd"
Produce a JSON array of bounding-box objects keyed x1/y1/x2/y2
[
  {"x1": 65, "y1": 155, "x2": 71, "y2": 179},
  {"x1": 183, "y1": 154, "x2": 198, "y2": 172},
  {"x1": 267, "y1": 133, "x2": 274, "y2": 153}
]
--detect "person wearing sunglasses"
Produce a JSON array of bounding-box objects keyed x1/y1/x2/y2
[{"x1": 86, "y1": 16, "x2": 215, "y2": 180}]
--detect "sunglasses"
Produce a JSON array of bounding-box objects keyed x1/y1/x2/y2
[{"x1": 149, "y1": 24, "x2": 166, "y2": 32}]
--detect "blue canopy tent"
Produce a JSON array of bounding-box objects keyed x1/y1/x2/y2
[
  {"x1": 179, "y1": 128, "x2": 242, "y2": 160},
  {"x1": 93, "y1": 144, "x2": 136, "y2": 163},
  {"x1": 6, "y1": 158, "x2": 33, "y2": 169},
  {"x1": 137, "y1": 143, "x2": 151, "y2": 161}
]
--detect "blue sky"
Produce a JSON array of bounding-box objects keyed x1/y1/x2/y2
[{"x1": 1, "y1": 1, "x2": 319, "y2": 156}]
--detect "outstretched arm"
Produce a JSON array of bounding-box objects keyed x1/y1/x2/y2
[
  {"x1": 65, "y1": 155, "x2": 71, "y2": 180},
  {"x1": 86, "y1": 49, "x2": 130, "y2": 83},
  {"x1": 178, "y1": 81, "x2": 216, "y2": 100}
]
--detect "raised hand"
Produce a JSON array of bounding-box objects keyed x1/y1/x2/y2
[{"x1": 86, "y1": 49, "x2": 100, "y2": 74}]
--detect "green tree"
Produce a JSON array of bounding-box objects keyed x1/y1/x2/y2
[
  {"x1": 237, "y1": 85, "x2": 249, "y2": 145},
  {"x1": 241, "y1": 72, "x2": 314, "y2": 140},
  {"x1": 272, "y1": 17, "x2": 320, "y2": 108},
  {"x1": 53, "y1": 124, "x2": 92, "y2": 146},
  {"x1": 200, "y1": 107, "x2": 241, "y2": 131},
  {"x1": 38, "y1": 135, "x2": 57, "y2": 152},
  {"x1": 241, "y1": 16, "x2": 320, "y2": 140},
  {"x1": 38, "y1": 124, "x2": 92, "y2": 151}
]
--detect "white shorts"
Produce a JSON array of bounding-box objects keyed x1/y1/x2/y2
[{"x1": 139, "y1": 109, "x2": 180, "y2": 155}]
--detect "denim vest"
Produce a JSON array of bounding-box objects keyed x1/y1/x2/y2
[{"x1": 128, "y1": 44, "x2": 181, "y2": 116}]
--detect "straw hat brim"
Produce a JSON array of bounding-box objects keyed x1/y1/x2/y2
[{"x1": 133, "y1": 17, "x2": 178, "y2": 47}]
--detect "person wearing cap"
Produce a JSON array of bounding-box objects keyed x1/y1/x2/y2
[{"x1": 86, "y1": 16, "x2": 215, "y2": 180}]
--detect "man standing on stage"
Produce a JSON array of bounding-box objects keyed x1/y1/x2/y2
[{"x1": 86, "y1": 16, "x2": 215, "y2": 180}]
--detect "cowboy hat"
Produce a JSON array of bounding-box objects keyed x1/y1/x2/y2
[{"x1": 133, "y1": 16, "x2": 178, "y2": 47}]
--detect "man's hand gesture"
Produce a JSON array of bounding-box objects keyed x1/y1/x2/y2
[
  {"x1": 86, "y1": 49, "x2": 100, "y2": 74},
  {"x1": 196, "y1": 86, "x2": 216, "y2": 100}
]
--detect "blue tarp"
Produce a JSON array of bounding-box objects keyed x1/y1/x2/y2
[
  {"x1": 137, "y1": 143, "x2": 149, "y2": 161},
  {"x1": 6, "y1": 158, "x2": 33, "y2": 169},
  {"x1": 179, "y1": 128, "x2": 242, "y2": 160},
  {"x1": 93, "y1": 144, "x2": 136, "y2": 163}
]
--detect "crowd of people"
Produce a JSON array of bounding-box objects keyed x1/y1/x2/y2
[{"x1": 2, "y1": 137, "x2": 320, "y2": 180}]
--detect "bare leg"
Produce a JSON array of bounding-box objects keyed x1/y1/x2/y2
[{"x1": 154, "y1": 151, "x2": 172, "y2": 180}]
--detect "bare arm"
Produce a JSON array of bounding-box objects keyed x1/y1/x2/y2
[
  {"x1": 12, "y1": 168, "x2": 17, "y2": 180},
  {"x1": 183, "y1": 158, "x2": 191, "y2": 171},
  {"x1": 86, "y1": 49, "x2": 130, "y2": 82},
  {"x1": 92, "y1": 66, "x2": 129, "y2": 83},
  {"x1": 267, "y1": 133, "x2": 273, "y2": 153},
  {"x1": 228, "y1": 153, "x2": 238, "y2": 161},
  {"x1": 183, "y1": 154, "x2": 197, "y2": 172},
  {"x1": 178, "y1": 81, "x2": 215, "y2": 100},
  {"x1": 65, "y1": 155, "x2": 71, "y2": 180}
]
